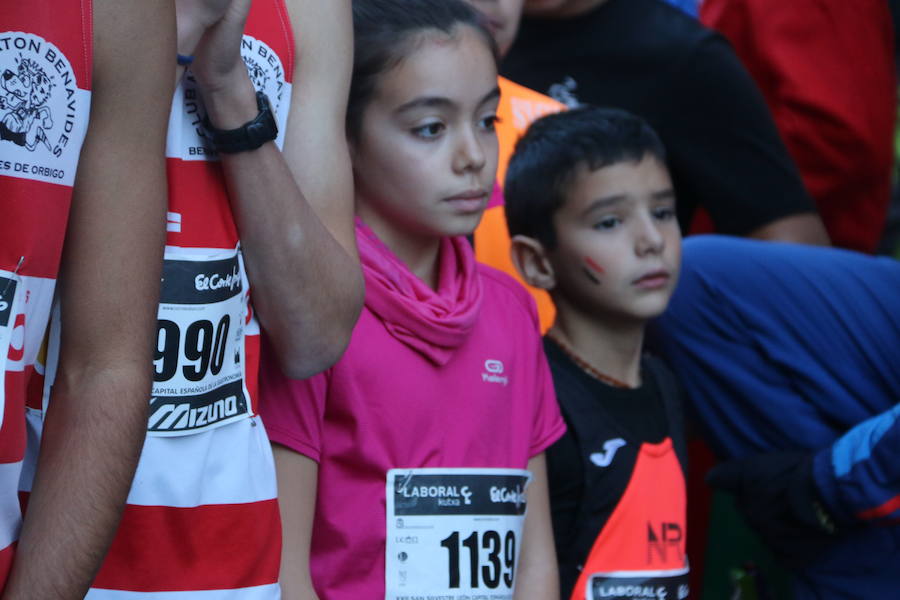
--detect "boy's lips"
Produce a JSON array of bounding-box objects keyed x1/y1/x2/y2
[{"x1": 632, "y1": 269, "x2": 671, "y2": 289}]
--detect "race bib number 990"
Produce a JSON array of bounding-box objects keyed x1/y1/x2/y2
[
  {"x1": 149, "y1": 249, "x2": 250, "y2": 436},
  {"x1": 386, "y1": 468, "x2": 531, "y2": 600}
]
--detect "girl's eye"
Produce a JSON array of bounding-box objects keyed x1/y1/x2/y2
[
  {"x1": 652, "y1": 206, "x2": 676, "y2": 221},
  {"x1": 593, "y1": 216, "x2": 621, "y2": 231},
  {"x1": 412, "y1": 122, "x2": 444, "y2": 139},
  {"x1": 479, "y1": 114, "x2": 500, "y2": 131}
]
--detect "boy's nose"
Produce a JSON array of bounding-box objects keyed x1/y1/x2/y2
[{"x1": 635, "y1": 220, "x2": 665, "y2": 255}]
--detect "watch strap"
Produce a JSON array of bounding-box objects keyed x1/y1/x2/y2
[{"x1": 203, "y1": 91, "x2": 278, "y2": 154}]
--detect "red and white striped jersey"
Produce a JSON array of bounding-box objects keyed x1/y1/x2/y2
[
  {"x1": 22, "y1": 1, "x2": 293, "y2": 596},
  {"x1": 0, "y1": 0, "x2": 92, "y2": 587}
]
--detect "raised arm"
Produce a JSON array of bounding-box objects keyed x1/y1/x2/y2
[
  {"x1": 1, "y1": 1, "x2": 174, "y2": 597},
  {"x1": 179, "y1": 0, "x2": 363, "y2": 380}
]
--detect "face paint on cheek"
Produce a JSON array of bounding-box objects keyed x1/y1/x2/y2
[
  {"x1": 582, "y1": 256, "x2": 605, "y2": 285},
  {"x1": 581, "y1": 266, "x2": 601, "y2": 285}
]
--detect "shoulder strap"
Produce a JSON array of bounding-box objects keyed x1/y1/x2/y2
[
  {"x1": 643, "y1": 355, "x2": 688, "y2": 472},
  {"x1": 546, "y1": 359, "x2": 626, "y2": 569}
]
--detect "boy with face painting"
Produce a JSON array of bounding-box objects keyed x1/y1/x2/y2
[{"x1": 505, "y1": 107, "x2": 689, "y2": 600}]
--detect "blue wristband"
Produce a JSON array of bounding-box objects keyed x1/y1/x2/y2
[{"x1": 177, "y1": 53, "x2": 194, "y2": 66}]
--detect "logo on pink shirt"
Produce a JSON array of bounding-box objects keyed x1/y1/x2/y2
[{"x1": 482, "y1": 359, "x2": 508, "y2": 386}]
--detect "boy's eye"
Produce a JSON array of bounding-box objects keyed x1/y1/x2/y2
[
  {"x1": 652, "y1": 206, "x2": 676, "y2": 221},
  {"x1": 593, "y1": 216, "x2": 621, "y2": 231},
  {"x1": 411, "y1": 122, "x2": 445, "y2": 139}
]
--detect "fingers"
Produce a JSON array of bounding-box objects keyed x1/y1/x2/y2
[
  {"x1": 186, "y1": 0, "x2": 254, "y2": 91},
  {"x1": 176, "y1": 0, "x2": 241, "y2": 57},
  {"x1": 208, "y1": 0, "x2": 252, "y2": 50},
  {"x1": 223, "y1": 0, "x2": 252, "y2": 25},
  {"x1": 176, "y1": 0, "x2": 232, "y2": 29}
]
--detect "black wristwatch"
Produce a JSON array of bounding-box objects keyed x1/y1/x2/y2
[{"x1": 203, "y1": 91, "x2": 278, "y2": 154}]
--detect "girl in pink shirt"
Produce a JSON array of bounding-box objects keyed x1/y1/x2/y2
[{"x1": 260, "y1": 1, "x2": 565, "y2": 598}]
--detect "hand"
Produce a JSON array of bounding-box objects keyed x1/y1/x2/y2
[
  {"x1": 176, "y1": 0, "x2": 232, "y2": 57},
  {"x1": 176, "y1": 0, "x2": 252, "y2": 92},
  {"x1": 708, "y1": 452, "x2": 840, "y2": 570}
]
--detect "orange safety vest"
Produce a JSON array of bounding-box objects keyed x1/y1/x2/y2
[{"x1": 474, "y1": 77, "x2": 565, "y2": 332}]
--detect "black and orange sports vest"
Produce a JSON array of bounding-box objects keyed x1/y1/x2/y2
[{"x1": 547, "y1": 351, "x2": 690, "y2": 600}]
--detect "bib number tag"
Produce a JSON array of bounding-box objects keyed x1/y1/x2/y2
[
  {"x1": 385, "y1": 468, "x2": 531, "y2": 600},
  {"x1": 587, "y1": 567, "x2": 689, "y2": 600},
  {"x1": 149, "y1": 248, "x2": 250, "y2": 436},
  {"x1": 0, "y1": 271, "x2": 21, "y2": 429}
]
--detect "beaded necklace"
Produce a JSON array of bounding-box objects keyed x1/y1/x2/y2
[{"x1": 546, "y1": 332, "x2": 633, "y2": 389}]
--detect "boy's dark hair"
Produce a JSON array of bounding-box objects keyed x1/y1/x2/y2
[
  {"x1": 349, "y1": 0, "x2": 498, "y2": 141},
  {"x1": 504, "y1": 106, "x2": 667, "y2": 249}
]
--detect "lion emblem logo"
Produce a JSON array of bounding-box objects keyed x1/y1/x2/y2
[
  {"x1": 243, "y1": 56, "x2": 270, "y2": 93},
  {"x1": 0, "y1": 55, "x2": 54, "y2": 151}
]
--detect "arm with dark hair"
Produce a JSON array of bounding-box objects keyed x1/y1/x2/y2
[
  {"x1": 1, "y1": 1, "x2": 174, "y2": 597},
  {"x1": 658, "y1": 35, "x2": 829, "y2": 244}
]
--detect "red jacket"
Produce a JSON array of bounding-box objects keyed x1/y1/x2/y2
[{"x1": 702, "y1": 0, "x2": 897, "y2": 253}]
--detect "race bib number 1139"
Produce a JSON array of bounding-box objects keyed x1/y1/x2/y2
[{"x1": 386, "y1": 468, "x2": 531, "y2": 600}]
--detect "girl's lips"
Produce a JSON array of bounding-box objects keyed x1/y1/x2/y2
[{"x1": 444, "y1": 191, "x2": 488, "y2": 213}]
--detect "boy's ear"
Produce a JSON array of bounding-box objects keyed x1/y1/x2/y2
[{"x1": 510, "y1": 235, "x2": 556, "y2": 290}]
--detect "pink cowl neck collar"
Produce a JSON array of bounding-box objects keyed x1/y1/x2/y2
[{"x1": 356, "y1": 219, "x2": 483, "y2": 366}]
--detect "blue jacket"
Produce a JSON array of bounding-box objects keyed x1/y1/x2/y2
[
  {"x1": 651, "y1": 236, "x2": 900, "y2": 599},
  {"x1": 660, "y1": 0, "x2": 699, "y2": 17}
]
